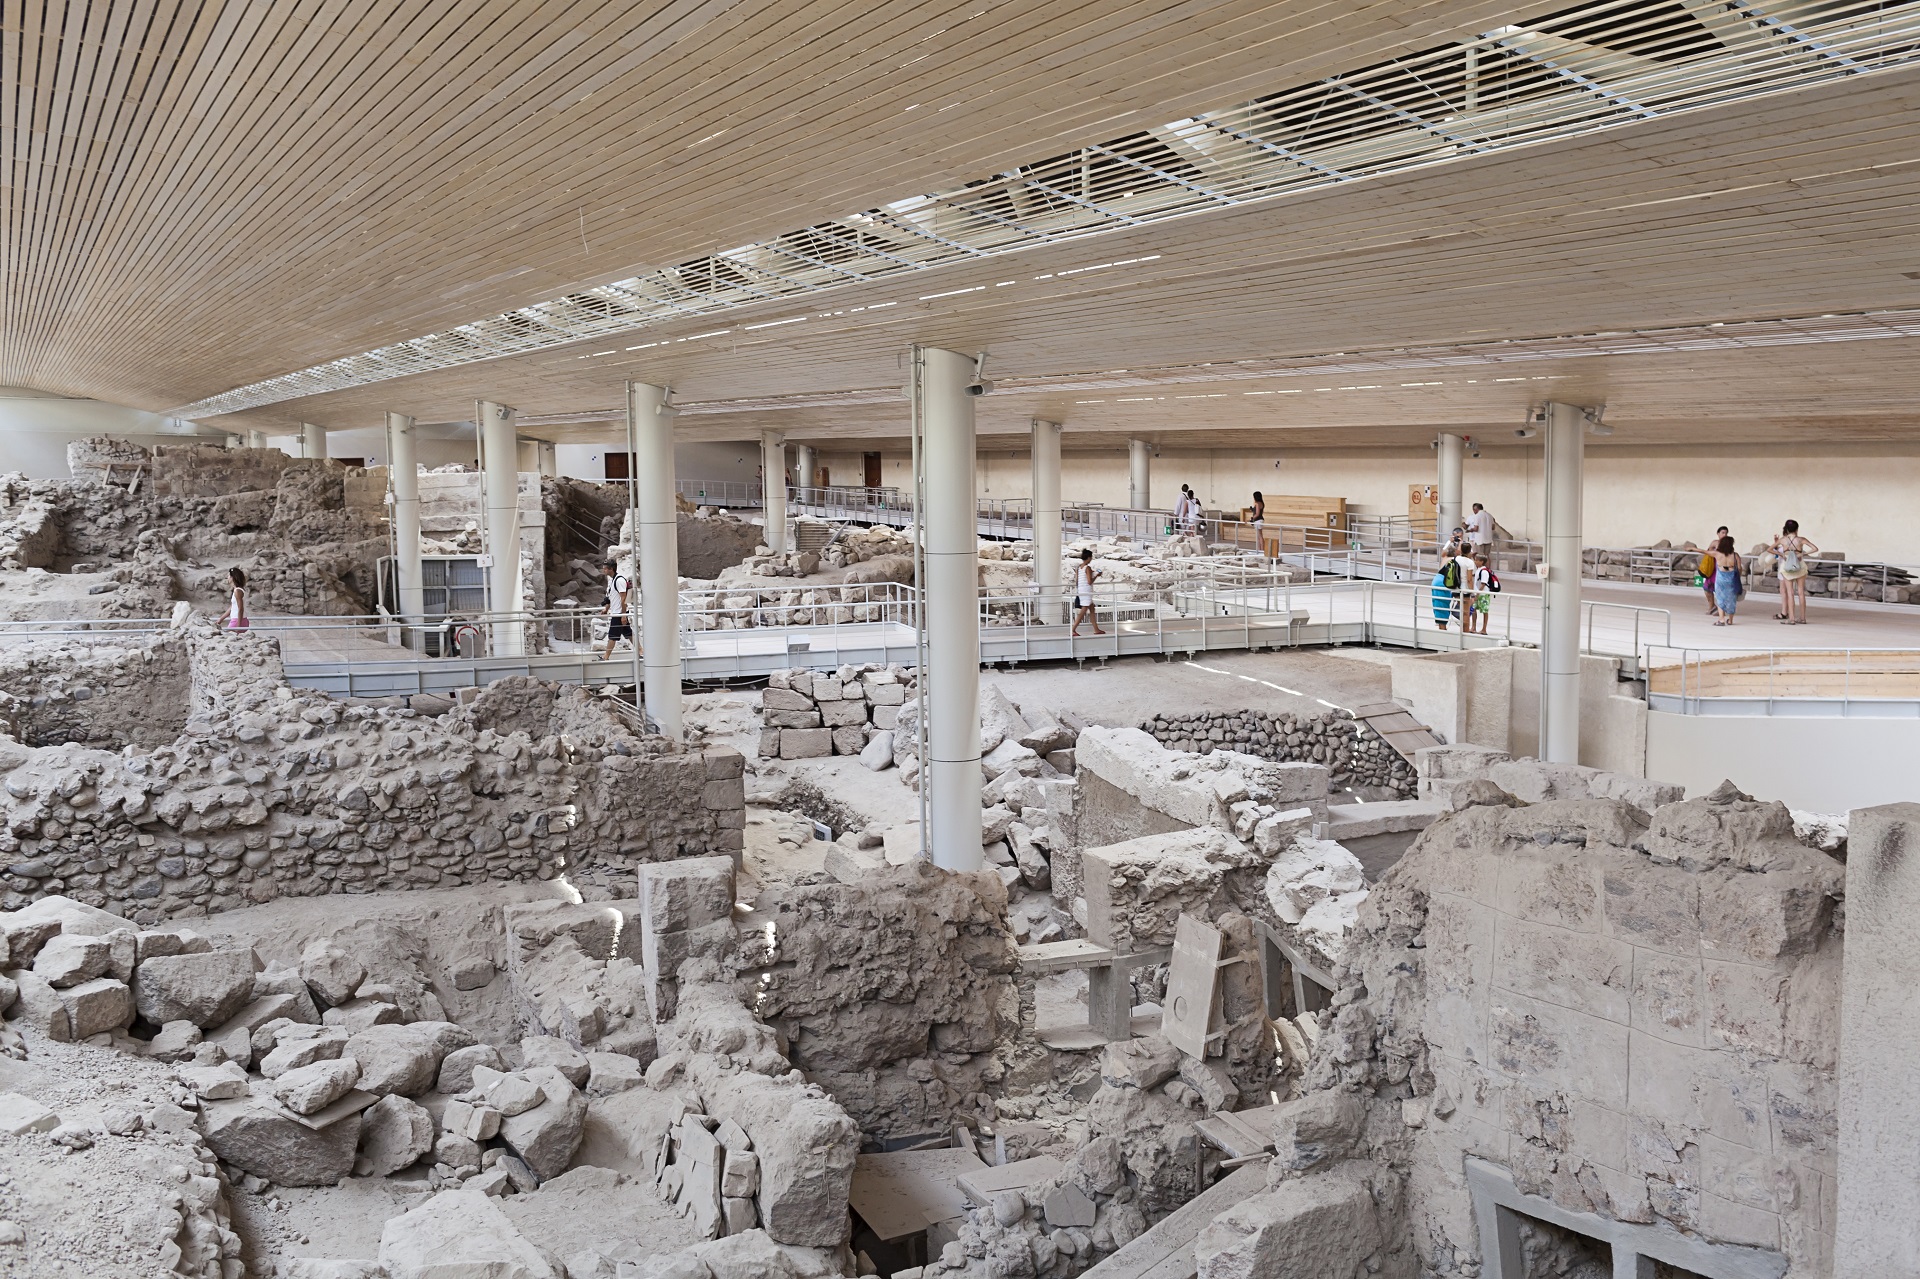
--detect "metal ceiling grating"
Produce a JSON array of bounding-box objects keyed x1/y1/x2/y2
[{"x1": 175, "y1": 0, "x2": 1920, "y2": 418}]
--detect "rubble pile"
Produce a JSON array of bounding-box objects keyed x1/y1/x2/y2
[
  {"x1": 1138, "y1": 708, "x2": 1413, "y2": 795},
  {"x1": 759, "y1": 664, "x2": 914, "y2": 761},
  {"x1": 0, "y1": 629, "x2": 744, "y2": 920}
]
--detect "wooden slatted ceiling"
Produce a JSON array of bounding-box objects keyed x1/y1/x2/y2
[
  {"x1": 219, "y1": 64, "x2": 1920, "y2": 443},
  {"x1": 0, "y1": 0, "x2": 1519, "y2": 411}
]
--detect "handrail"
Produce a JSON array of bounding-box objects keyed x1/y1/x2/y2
[{"x1": 1644, "y1": 645, "x2": 1920, "y2": 716}]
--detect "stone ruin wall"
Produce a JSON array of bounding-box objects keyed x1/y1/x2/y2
[
  {"x1": 1189, "y1": 762, "x2": 1846, "y2": 1279},
  {"x1": 0, "y1": 631, "x2": 192, "y2": 749},
  {"x1": 1137, "y1": 707, "x2": 1415, "y2": 797},
  {"x1": 0, "y1": 626, "x2": 745, "y2": 923}
]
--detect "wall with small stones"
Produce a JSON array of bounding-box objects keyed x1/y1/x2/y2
[
  {"x1": 1137, "y1": 709, "x2": 1414, "y2": 796},
  {"x1": 0, "y1": 632, "x2": 191, "y2": 749},
  {"x1": 0, "y1": 628, "x2": 744, "y2": 924}
]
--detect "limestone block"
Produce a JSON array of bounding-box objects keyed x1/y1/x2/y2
[
  {"x1": 200, "y1": 1097, "x2": 363, "y2": 1187},
  {"x1": 765, "y1": 710, "x2": 822, "y2": 730},
  {"x1": 0, "y1": 1093, "x2": 58, "y2": 1135},
  {"x1": 177, "y1": 1061, "x2": 251, "y2": 1101},
  {"x1": 1265, "y1": 838, "x2": 1365, "y2": 925},
  {"x1": 377, "y1": 1188, "x2": 556, "y2": 1279},
  {"x1": 472, "y1": 1067, "x2": 545, "y2": 1117},
  {"x1": 272, "y1": 1059, "x2": 362, "y2": 1116},
  {"x1": 761, "y1": 688, "x2": 813, "y2": 712},
  {"x1": 136, "y1": 928, "x2": 213, "y2": 962},
  {"x1": 0, "y1": 919, "x2": 61, "y2": 968},
  {"x1": 520, "y1": 1037, "x2": 591, "y2": 1089},
  {"x1": 866, "y1": 682, "x2": 905, "y2": 707},
  {"x1": 260, "y1": 1028, "x2": 349, "y2": 1078},
  {"x1": 826, "y1": 725, "x2": 862, "y2": 756},
  {"x1": 1270, "y1": 1090, "x2": 1364, "y2": 1172},
  {"x1": 252, "y1": 967, "x2": 323, "y2": 1023},
  {"x1": 58, "y1": 976, "x2": 134, "y2": 1038},
  {"x1": 871, "y1": 705, "x2": 900, "y2": 730},
  {"x1": 31, "y1": 934, "x2": 110, "y2": 988},
  {"x1": 438, "y1": 1044, "x2": 508, "y2": 1094},
  {"x1": 347, "y1": 1023, "x2": 462, "y2": 1098},
  {"x1": 299, "y1": 942, "x2": 367, "y2": 1008},
  {"x1": 819, "y1": 698, "x2": 866, "y2": 728},
  {"x1": 1194, "y1": 1164, "x2": 1383, "y2": 1279},
  {"x1": 640, "y1": 857, "x2": 736, "y2": 938},
  {"x1": 147, "y1": 1020, "x2": 202, "y2": 1062},
  {"x1": 498, "y1": 1066, "x2": 587, "y2": 1179},
  {"x1": 982, "y1": 738, "x2": 1041, "y2": 781},
  {"x1": 858, "y1": 731, "x2": 894, "y2": 771},
  {"x1": 585, "y1": 1052, "x2": 642, "y2": 1096},
  {"x1": 356, "y1": 1094, "x2": 435, "y2": 1178},
  {"x1": 323, "y1": 998, "x2": 404, "y2": 1031},
  {"x1": 5, "y1": 969, "x2": 71, "y2": 1041},
  {"x1": 133, "y1": 950, "x2": 256, "y2": 1029},
  {"x1": 779, "y1": 728, "x2": 831, "y2": 759},
  {"x1": 1101, "y1": 1036, "x2": 1180, "y2": 1091}
]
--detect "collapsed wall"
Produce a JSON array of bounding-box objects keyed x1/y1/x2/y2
[
  {"x1": 1191, "y1": 762, "x2": 1846, "y2": 1279},
  {"x1": 0, "y1": 631, "x2": 192, "y2": 749},
  {"x1": 0, "y1": 626, "x2": 744, "y2": 922}
]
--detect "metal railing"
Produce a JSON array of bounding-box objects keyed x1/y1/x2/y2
[
  {"x1": 1646, "y1": 646, "x2": 1920, "y2": 717},
  {"x1": 674, "y1": 479, "x2": 763, "y2": 509}
]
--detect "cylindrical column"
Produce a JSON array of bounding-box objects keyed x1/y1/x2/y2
[
  {"x1": 245, "y1": 430, "x2": 267, "y2": 449},
  {"x1": 1128, "y1": 439, "x2": 1151, "y2": 510},
  {"x1": 1437, "y1": 433, "x2": 1464, "y2": 546},
  {"x1": 1540, "y1": 403, "x2": 1585, "y2": 764},
  {"x1": 386, "y1": 412, "x2": 425, "y2": 639},
  {"x1": 629, "y1": 381, "x2": 682, "y2": 740},
  {"x1": 1031, "y1": 420, "x2": 1063, "y2": 624},
  {"x1": 917, "y1": 347, "x2": 983, "y2": 871},
  {"x1": 300, "y1": 422, "x2": 326, "y2": 461},
  {"x1": 536, "y1": 440, "x2": 558, "y2": 477},
  {"x1": 477, "y1": 400, "x2": 524, "y2": 657},
  {"x1": 760, "y1": 431, "x2": 788, "y2": 553},
  {"x1": 794, "y1": 444, "x2": 817, "y2": 497}
]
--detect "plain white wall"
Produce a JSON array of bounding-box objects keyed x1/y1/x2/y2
[
  {"x1": 555, "y1": 439, "x2": 761, "y2": 485},
  {"x1": 0, "y1": 389, "x2": 225, "y2": 476},
  {"x1": 1646, "y1": 711, "x2": 1920, "y2": 811}
]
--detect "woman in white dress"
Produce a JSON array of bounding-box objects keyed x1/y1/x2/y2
[
  {"x1": 1071, "y1": 549, "x2": 1104, "y2": 637},
  {"x1": 225, "y1": 567, "x2": 249, "y2": 632}
]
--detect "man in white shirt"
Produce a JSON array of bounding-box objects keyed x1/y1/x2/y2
[
  {"x1": 600, "y1": 559, "x2": 633, "y2": 660},
  {"x1": 1466, "y1": 503, "x2": 1495, "y2": 552}
]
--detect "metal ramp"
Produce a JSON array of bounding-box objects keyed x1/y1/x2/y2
[{"x1": 1348, "y1": 701, "x2": 1443, "y2": 764}]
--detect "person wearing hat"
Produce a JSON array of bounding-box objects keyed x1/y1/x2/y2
[{"x1": 600, "y1": 559, "x2": 634, "y2": 660}]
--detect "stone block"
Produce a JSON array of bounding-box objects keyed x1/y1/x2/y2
[
  {"x1": 519, "y1": 1037, "x2": 591, "y2": 1089},
  {"x1": 498, "y1": 1066, "x2": 587, "y2": 1180},
  {"x1": 819, "y1": 698, "x2": 866, "y2": 728},
  {"x1": 133, "y1": 949, "x2": 256, "y2": 1028},
  {"x1": 200, "y1": 1097, "x2": 363, "y2": 1187},
  {"x1": 0, "y1": 1092, "x2": 59, "y2": 1135},
  {"x1": 858, "y1": 731, "x2": 894, "y2": 771},
  {"x1": 6, "y1": 969, "x2": 70, "y2": 1041},
  {"x1": 377, "y1": 1188, "x2": 556, "y2": 1279},
  {"x1": 585, "y1": 1052, "x2": 642, "y2": 1096},
  {"x1": 639, "y1": 856, "x2": 736, "y2": 933},
  {"x1": 260, "y1": 1027, "x2": 349, "y2": 1077},
  {"x1": 761, "y1": 688, "x2": 813, "y2": 712},
  {"x1": 299, "y1": 942, "x2": 367, "y2": 1008},
  {"x1": 356, "y1": 1094, "x2": 435, "y2": 1178},
  {"x1": 31, "y1": 934, "x2": 110, "y2": 988},
  {"x1": 177, "y1": 1061, "x2": 252, "y2": 1101},
  {"x1": 272, "y1": 1059, "x2": 362, "y2": 1116},
  {"x1": 830, "y1": 725, "x2": 867, "y2": 756},
  {"x1": 1195, "y1": 1165, "x2": 1383, "y2": 1279},
  {"x1": 347, "y1": 1023, "x2": 469, "y2": 1098},
  {"x1": 871, "y1": 705, "x2": 900, "y2": 730},
  {"x1": 58, "y1": 976, "x2": 134, "y2": 1038},
  {"x1": 778, "y1": 727, "x2": 831, "y2": 758},
  {"x1": 438, "y1": 1044, "x2": 508, "y2": 1094},
  {"x1": 765, "y1": 710, "x2": 822, "y2": 730}
]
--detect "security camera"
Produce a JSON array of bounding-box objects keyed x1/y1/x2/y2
[
  {"x1": 1515, "y1": 427, "x2": 1538, "y2": 439},
  {"x1": 964, "y1": 379, "x2": 995, "y2": 397}
]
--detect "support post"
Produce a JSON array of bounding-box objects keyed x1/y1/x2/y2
[
  {"x1": 385, "y1": 412, "x2": 424, "y2": 643},
  {"x1": 245, "y1": 430, "x2": 267, "y2": 449},
  {"x1": 1128, "y1": 438, "x2": 1151, "y2": 511},
  {"x1": 794, "y1": 443, "x2": 816, "y2": 497},
  {"x1": 629, "y1": 381, "x2": 681, "y2": 739},
  {"x1": 477, "y1": 400, "x2": 524, "y2": 657},
  {"x1": 1437, "y1": 432, "x2": 1464, "y2": 546},
  {"x1": 1539, "y1": 403, "x2": 1584, "y2": 763},
  {"x1": 914, "y1": 347, "x2": 983, "y2": 871},
  {"x1": 300, "y1": 422, "x2": 326, "y2": 461},
  {"x1": 760, "y1": 430, "x2": 787, "y2": 553},
  {"x1": 1031, "y1": 420, "x2": 1063, "y2": 625},
  {"x1": 535, "y1": 440, "x2": 557, "y2": 477}
]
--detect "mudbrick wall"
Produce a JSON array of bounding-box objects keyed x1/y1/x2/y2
[
  {"x1": 0, "y1": 631, "x2": 193, "y2": 749},
  {"x1": 1137, "y1": 708, "x2": 1414, "y2": 796},
  {"x1": 1191, "y1": 769, "x2": 1846, "y2": 1279},
  {"x1": 0, "y1": 626, "x2": 744, "y2": 923}
]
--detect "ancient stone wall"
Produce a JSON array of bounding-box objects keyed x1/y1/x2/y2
[
  {"x1": 1137, "y1": 708, "x2": 1413, "y2": 796},
  {"x1": 1239, "y1": 773, "x2": 1845, "y2": 1279},
  {"x1": 0, "y1": 629, "x2": 744, "y2": 923},
  {"x1": 0, "y1": 631, "x2": 192, "y2": 749}
]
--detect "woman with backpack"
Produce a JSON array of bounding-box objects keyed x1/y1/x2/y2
[
  {"x1": 1697, "y1": 524, "x2": 1727, "y2": 615},
  {"x1": 1771, "y1": 519, "x2": 1818, "y2": 625}
]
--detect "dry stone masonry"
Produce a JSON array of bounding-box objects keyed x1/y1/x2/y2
[{"x1": 1138, "y1": 708, "x2": 1413, "y2": 796}]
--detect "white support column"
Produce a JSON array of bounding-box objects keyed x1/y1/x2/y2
[
  {"x1": 1128, "y1": 438, "x2": 1151, "y2": 510},
  {"x1": 300, "y1": 422, "x2": 326, "y2": 461},
  {"x1": 916, "y1": 347, "x2": 983, "y2": 872},
  {"x1": 760, "y1": 431, "x2": 788, "y2": 553},
  {"x1": 1539, "y1": 403, "x2": 1585, "y2": 764},
  {"x1": 535, "y1": 440, "x2": 558, "y2": 477},
  {"x1": 629, "y1": 381, "x2": 681, "y2": 740},
  {"x1": 386, "y1": 412, "x2": 425, "y2": 640},
  {"x1": 794, "y1": 444, "x2": 817, "y2": 495},
  {"x1": 477, "y1": 400, "x2": 524, "y2": 657},
  {"x1": 1031, "y1": 419, "x2": 1063, "y2": 624},
  {"x1": 1437, "y1": 432, "x2": 1464, "y2": 546},
  {"x1": 245, "y1": 430, "x2": 267, "y2": 449}
]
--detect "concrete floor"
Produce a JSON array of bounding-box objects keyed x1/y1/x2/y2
[{"x1": 985, "y1": 648, "x2": 1395, "y2": 729}]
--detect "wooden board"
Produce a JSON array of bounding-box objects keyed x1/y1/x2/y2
[
  {"x1": 1162, "y1": 914, "x2": 1222, "y2": 1061},
  {"x1": 1017, "y1": 938, "x2": 1117, "y2": 973},
  {"x1": 958, "y1": 1156, "x2": 1066, "y2": 1206},
  {"x1": 1349, "y1": 702, "x2": 1444, "y2": 763},
  {"x1": 1078, "y1": 1162, "x2": 1269, "y2": 1279},
  {"x1": 849, "y1": 1148, "x2": 989, "y2": 1242}
]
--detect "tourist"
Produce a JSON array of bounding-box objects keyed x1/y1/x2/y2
[
  {"x1": 1771, "y1": 519, "x2": 1818, "y2": 625},
  {"x1": 1071, "y1": 548, "x2": 1105, "y2": 637},
  {"x1": 1466, "y1": 502, "x2": 1494, "y2": 554},
  {"x1": 600, "y1": 559, "x2": 634, "y2": 660},
  {"x1": 1430, "y1": 567, "x2": 1453, "y2": 631},
  {"x1": 225, "y1": 567, "x2": 249, "y2": 632},
  {"x1": 1471, "y1": 553, "x2": 1493, "y2": 634},
  {"x1": 1698, "y1": 525, "x2": 1728, "y2": 614},
  {"x1": 1250, "y1": 490, "x2": 1266, "y2": 556},
  {"x1": 1711, "y1": 535, "x2": 1743, "y2": 625}
]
